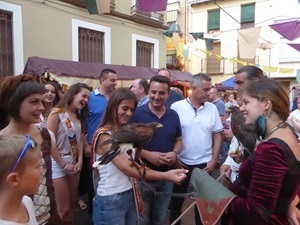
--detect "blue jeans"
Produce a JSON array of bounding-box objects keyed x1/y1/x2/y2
[
  {"x1": 93, "y1": 189, "x2": 138, "y2": 225},
  {"x1": 139, "y1": 180, "x2": 173, "y2": 225}
]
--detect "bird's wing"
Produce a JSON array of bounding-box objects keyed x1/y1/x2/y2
[
  {"x1": 92, "y1": 143, "x2": 134, "y2": 168},
  {"x1": 110, "y1": 123, "x2": 155, "y2": 145}
]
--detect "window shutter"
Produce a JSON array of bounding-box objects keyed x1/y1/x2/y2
[
  {"x1": 241, "y1": 4, "x2": 255, "y2": 23},
  {"x1": 208, "y1": 10, "x2": 220, "y2": 30}
]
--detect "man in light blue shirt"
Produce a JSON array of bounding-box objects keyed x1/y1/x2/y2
[
  {"x1": 87, "y1": 68, "x2": 117, "y2": 143},
  {"x1": 130, "y1": 78, "x2": 149, "y2": 107}
]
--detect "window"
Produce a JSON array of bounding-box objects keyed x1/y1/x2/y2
[
  {"x1": 208, "y1": 10, "x2": 220, "y2": 31},
  {"x1": 136, "y1": 40, "x2": 154, "y2": 67},
  {"x1": 0, "y1": 2, "x2": 23, "y2": 76},
  {"x1": 72, "y1": 19, "x2": 111, "y2": 63},
  {"x1": 207, "y1": 42, "x2": 224, "y2": 74},
  {"x1": 132, "y1": 34, "x2": 159, "y2": 68},
  {"x1": 166, "y1": 53, "x2": 176, "y2": 65},
  {"x1": 78, "y1": 28, "x2": 104, "y2": 63},
  {"x1": 0, "y1": 10, "x2": 13, "y2": 78},
  {"x1": 241, "y1": 3, "x2": 255, "y2": 28}
]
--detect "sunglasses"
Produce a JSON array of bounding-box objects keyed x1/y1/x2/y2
[{"x1": 9, "y1": 135, "x2": 37, "y2": 173}]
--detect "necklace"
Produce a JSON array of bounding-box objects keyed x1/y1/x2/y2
[{"x1": 263, "y1": 121, "x2": 287, "y2": 140}]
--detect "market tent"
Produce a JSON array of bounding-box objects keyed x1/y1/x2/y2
[
  {"x1": 218, "y1": 76, "x2": 235, "y2": 90},
  {"x1": 23, "y1": 56, "x2": 192, "y2": 89}
]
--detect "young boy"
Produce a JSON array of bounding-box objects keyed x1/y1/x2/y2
[{"x1": 0, "y1": 135, "x2": 43, "y2": 225}]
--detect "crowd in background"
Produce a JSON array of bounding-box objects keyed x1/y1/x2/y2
[{"x1": 0, "y1": 65, "x2": 299, "y2": 225}]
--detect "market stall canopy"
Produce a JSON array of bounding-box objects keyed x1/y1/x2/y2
[
  {"x1": 218, "y1": 76, "x2": 235, "y2": 90},
  {"x1": 23, "y1": 56, "x2": 192, "y2": 88}
]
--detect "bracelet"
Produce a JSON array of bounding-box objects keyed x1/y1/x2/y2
[{"x1": 172, "y1": 150, "x2": 179, "y2": 155}]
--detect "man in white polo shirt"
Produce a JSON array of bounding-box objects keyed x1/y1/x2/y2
[{"x1": 169, "y1": 73, "x2": 223, "y2": 225}]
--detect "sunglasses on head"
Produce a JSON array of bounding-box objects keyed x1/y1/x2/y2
[{"x1": 9, "y1": 135, "x2": 37, "y2": 173}]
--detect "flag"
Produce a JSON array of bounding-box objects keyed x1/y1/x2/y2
[
  {"x1": 190, "y1": 32, "x2": 204, "y2": 40},
  {"x1": 237, "y1": 27, "x2": 261, "y2": 58},
  {"x1": 82, "y1": 0, "x2": 110, "y2": 14},
  {"x1": 270, "y1": 19, "x2": 300, "y2": 41},
  {"x1": 205, "y1": 38, "x2": 217, "y2": 50},
  {"x1": 262, "y1": 66, "x2": 278, "y2": 72},
  {"x1": 190, "y1": 168, "x2": 236, "y2": 225},
  {"x1": 297, "y1": 70, "x2": 300, "y2": 83},
  {"x1": 257, "y1": 42, "x2": 276, "y2": 50},
  {"x1": 182, "y1": 44, "x2": 190, "y2": 60},
  {"x1": 288, "y1": 43, "x2": 300, "y2": 52},
  {"x1": 138, "y1": 0, "x2": 168, "y2": 12},
  {"x1": 279, "y1": 68, "x2": 294, "y2": 74}
]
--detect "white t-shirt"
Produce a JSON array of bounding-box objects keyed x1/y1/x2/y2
[
  {"x1": 223, "y1": 136, "x2": 243, "y2": 182},
  {"x1": 171, "y1": 99, "x2": 223, "y2": 165},
  {"x1": 288, "y1": 109, "x2": 300, "y2": 138},
  {"x1": 0, "y1": 196, "x2": 38, "y2": 225}
]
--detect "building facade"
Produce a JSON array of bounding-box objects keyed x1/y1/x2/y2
[
  {"x1": 166, "y1": 0, "x2": 300, "y2": 87},
  {"x1": 0, "y1": 0, "x2": 168, "y2": 78}
]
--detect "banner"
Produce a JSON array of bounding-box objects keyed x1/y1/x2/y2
[
  {"x1": 237, "y1": 27, "x2": 261, "y2": 58},
  {"x1": 138, "y1": 0, "x2": 168, "y2": 12}
]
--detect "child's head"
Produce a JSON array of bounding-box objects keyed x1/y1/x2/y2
[{"x1": 0, "y1": 135, "x2": 42, "y2": 194}]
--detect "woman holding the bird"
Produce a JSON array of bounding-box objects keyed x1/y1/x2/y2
[{"x1": 91, "y1": 88, "x2": 188, "y2": 225}]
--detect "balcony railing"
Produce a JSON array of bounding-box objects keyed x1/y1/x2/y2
[
  {"x1": 131, "y1": 4, "x2": 164, "y2": 22},
  {"x1": 190, "y1": 0, "x2": 212, "y2": 5},
  {"x1": 201, "y1": 58, "x2": 225, "y2": 75}
]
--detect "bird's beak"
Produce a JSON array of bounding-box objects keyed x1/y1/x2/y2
[{"x1": 156, "y1": 123, "x2": 163, "y2": 128}]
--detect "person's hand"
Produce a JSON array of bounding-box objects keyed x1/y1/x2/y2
[
  {"x1": 203, "y1": 159, "x2": 218, "y2": 174},
  {"x1": 145, "y1": 151, "x2": 169, "y2": 166},
  {"x1": 220, "y1": 164, "x2": 231, "y2": 178},
  {"x1": 288, "y1": 204, "x2": 300, "y2": 225},
  {"x1": 166, "y1": 169, "x2": 188, "y2": 185},
  {"x1": 64, "y1": 163, "x2": 75, "y2": 173},
  {"x1": 164, "y1": 151, "x2": 178, "y2": 166},
  {"x1": 74, "y1": 162, "x2": 82, "y2": 174},
  {"x1": 229, "y1": 150, "x2": 244, "y2": 164}
]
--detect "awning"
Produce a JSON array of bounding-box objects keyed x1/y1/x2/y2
[{"x1": 23, "y1": 56, "x2": 192, "y2": 85}]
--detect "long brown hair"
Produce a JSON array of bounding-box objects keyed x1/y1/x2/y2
[
  {"x1": 245, "y1": 78, "x2": 290, "y2": 121},
  {"x1": 100, "y1": 88, "x2": 137, "y2": 130},
  {"x1": 55, "y1": 83, "x2": 91, "y2": 132}
]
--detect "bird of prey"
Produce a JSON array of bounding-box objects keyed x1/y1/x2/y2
[
  {"x1": 93, "y1": 122, "x2": 163, "y2": 168},
  {"x1": 228, "y1": 106, "x2": 257, "y2": 154}
]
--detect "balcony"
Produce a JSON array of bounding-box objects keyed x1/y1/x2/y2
[
  {"x1": 131, "y1": 4, "x2": 164, "y2": 26},
  {"x1": 201, "y1": 58, "x2": 225, "y2": 75},
  {"x1": 190, "y1": 0, "x2": 212, "y2": 5}
]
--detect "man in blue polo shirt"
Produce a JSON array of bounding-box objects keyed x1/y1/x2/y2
[
  {"x1": 87, "y1": 68, "x2": 117, "y2": 143},
  {"x1": 130, "y1": 75, "x2": 182, "y2": 225}
]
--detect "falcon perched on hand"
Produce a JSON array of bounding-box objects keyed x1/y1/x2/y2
[
  {"x1": 93, "y1": 122, "x2": 163, "y2": 168},
  {"x1": 228, "y1": 106, "x2": 257, "y2": 153}
]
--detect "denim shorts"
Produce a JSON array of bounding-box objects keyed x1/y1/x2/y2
[{"x1": 93, "y1": 189, "x2": 138, "y2": 225}]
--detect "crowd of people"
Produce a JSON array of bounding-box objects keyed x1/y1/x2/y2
[{"x1": 0, "y1": 65, "x2": 299, "y2": 225}]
